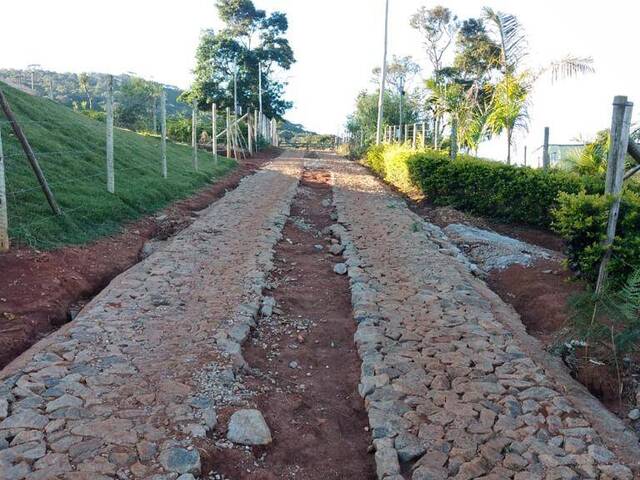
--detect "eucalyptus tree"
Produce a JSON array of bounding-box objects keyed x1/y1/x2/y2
[
  {"x1": 186, "y1": 0, "x2": 295, "y2": 118},
  {"x1": 372, "y1": 56, "x2": 421, "y2": 129},
  {"x1": 411, "y1": 6, "x2": 459, "y2": 147}
]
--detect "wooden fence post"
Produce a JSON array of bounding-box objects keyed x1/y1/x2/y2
[
  {"x1": 542, "y1": 127, "x2": 550, "y2": 170},
  {"x1": 212, "y1": 103, "x2": 218, "y2": 166},
  {"x1": 596, "y1": 96, "x2": 634, "y2": 293},
  {"x1": 192, "y1": 99, "x2": 198, "y2": 171},
  {"x1": 0, "y1": 88, "x2": 61, "y2": 215},
  {"x1": 160, "y1": 89, "x2": 167, "y2": 178},
  {"x1": 226, "y1": 107, "x2": 231, "y2": 158},
  {"x1": 106, "y1": 75, "x2": 115, "y2": 193},
  {"x1": 0, "y1": 127, "x2": 9, "y2": 252}
]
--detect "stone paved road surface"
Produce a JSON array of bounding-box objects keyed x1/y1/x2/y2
[
  {"x1": 0, "y1": 153, "x2": 303, "y2": 479},
  {"x1": 1, "y1": 151, "x2": 638, "y2": 480},
  {"x1": 327, "y1": 155, "x2": 639, "y2": 480}
]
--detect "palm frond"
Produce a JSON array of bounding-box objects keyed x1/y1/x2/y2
[
  {"x1": 547, "y1": 56, "x2": 595, "y2": 83},
  {"x1": 482, "y1": 7, "x2": 528, "y2": 72}
]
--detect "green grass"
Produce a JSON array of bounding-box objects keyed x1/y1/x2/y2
[{"x1": 0, "y1": 82, "x2": 236, "y2": 249}]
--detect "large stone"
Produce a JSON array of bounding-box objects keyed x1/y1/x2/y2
[
  {"x1": 0, "y1": 410, "x2": 49, "y2": 430},
  {"x1": 588, "y1": 444, "x2": 614, "y2": 464},
  {"x1": 45, "y1": 394, "x2": 82, "y2": 413},
  {"x1": 0, "y1": 399, "x2": 8, "y2": 420},
  {"x1": 227, "y1": 409, "x2": 272, "y2": 445},
  {"x1": 159, "y1": 447, "x2": 201, "y2": 475}
]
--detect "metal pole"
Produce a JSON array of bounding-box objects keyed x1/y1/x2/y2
[{"x1": 375, "y1": 0, "x2": 390, "y2": 145}]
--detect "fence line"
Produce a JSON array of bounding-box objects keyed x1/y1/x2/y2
[{"x1": 0, "y1": 78, "x2": 280, "y2": 251}]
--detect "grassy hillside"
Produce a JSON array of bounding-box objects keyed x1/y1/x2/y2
[{"x1": 0, "y1": 82, "x2": 236, "y2": 249}]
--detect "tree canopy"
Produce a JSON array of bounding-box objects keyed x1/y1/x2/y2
[{"x1": 186, "y1": 0, "x2": 295, "y2": 118}]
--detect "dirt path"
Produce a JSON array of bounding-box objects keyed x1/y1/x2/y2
[
  {"x1": 208, "y1": 167, "x2": 375, "y2": 479},
  {"x1": 1, "y1": 151, "x2": 638, "y2": 480}
]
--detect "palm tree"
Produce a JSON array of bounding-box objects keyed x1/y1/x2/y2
[
  {"x1": 482, "y1": 8, "x2": 594, "y2": 163},
  {"x1": 486, "y1": 72, "x2": 530, "y2": 164}
]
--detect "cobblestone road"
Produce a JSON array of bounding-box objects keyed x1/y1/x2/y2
[
  {"x1": 1, "y1": 152, "x2": 638, "y2": 480},
  {"x1": 0, "y1": 154, "x2": 303, "y2": 479},
  {"x1": 328, "y1": 156, "x2": 639, "y2": 480}
]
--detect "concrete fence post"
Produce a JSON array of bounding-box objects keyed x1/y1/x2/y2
[
  {"x1": 212, "y1": 103, "x2": 218, "y2": 166},
  {"x1": 596, "y1": 96, "x2": 634, "y2": 293},
  {"x1": 192, "y1": 99, "x2": 199, "y2": 171},
  {"x1": 226, "y1": 107, "x2": 232, "y2": 159},
  {"x1": 0, "y1": 127, "x2": 8, "y2": 252},
  {"x1": 106, "y1": 75, "x2": 115, "y2": 193},
  {"x1": 160, "y1": 89, "x2": 167, "y2": 178},
  {"x1": 543, "y1": 127, "x2": 550, "y2": 170}
]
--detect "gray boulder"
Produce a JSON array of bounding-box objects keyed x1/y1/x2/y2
[{"x1": 227, "y1": 409, "x2": 272, "y2": 445}]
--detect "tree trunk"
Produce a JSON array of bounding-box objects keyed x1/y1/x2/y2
[
  {"x1": 506, "y1": 127, "x2": 512, "y2": 165},
  {"x1": 433, "y1": 117, "x2": 438, "y2": 149}
]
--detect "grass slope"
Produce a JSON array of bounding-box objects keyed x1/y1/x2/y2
[{"x1": 0, "y1": 82, "x2": 236, "y2": 249}]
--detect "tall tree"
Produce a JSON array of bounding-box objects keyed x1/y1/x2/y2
[
  {"x1": 410, "y1": 6, "x2": 459, "y2": 148},
  {"x1": 372, "y1": 56, "x2": 421, "y2": 126},
  {"x1": 186, "y1": 0, "x2": 295, "y2": 118}
]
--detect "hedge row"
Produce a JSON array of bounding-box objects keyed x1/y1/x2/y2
[
  {"x1": 364, "y1": 144, "x2": 640, "y2": 286},
  {"x1": 366, "y1": 144, "x2": 603, "y2": 227}
]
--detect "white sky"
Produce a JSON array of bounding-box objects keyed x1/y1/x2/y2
[{"x1": 3, "y1": 0, "x2": 640, "y2": 163}]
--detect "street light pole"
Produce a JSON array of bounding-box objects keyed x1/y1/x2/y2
[{"x1": 375, "y1": 0, "x2": 390, "y2": 145}]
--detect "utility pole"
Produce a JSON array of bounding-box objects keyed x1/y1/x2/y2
[
  {"x1": 375, "y1": 0, "x2": 390, "y2": 145},
  {"x1": 160, "y1": 90, "x2": 167, "y2": 178},
  {"x1": 233, "y1": 63, "x2": 239, "y2": 116},
  {"x1": 258, "y1": 62, "x2": 263, "y2": 116},
  {"x1": 399, "y1": 76, "x2": 404, "y2": 135}
]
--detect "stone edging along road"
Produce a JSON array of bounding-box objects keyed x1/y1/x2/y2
[
  {"x1": 326, "y1": 154, "x2": 639, "y2": 480},
  {"x1": 0, "y1": 151, "x2": 638, "y2": 480},
  {"x1": 0, "y1": 152, "x2": 303, "y2": 479}
]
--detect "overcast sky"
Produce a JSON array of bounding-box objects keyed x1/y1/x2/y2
[{"x1": 3, "y1": 0, "x2": 640, "y2": 163}]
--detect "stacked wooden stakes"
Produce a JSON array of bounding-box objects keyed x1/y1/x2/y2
[{"x1": 0, "y1": 75, "x2": 278, "y2": 252}]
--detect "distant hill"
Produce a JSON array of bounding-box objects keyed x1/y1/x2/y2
[{"x1": 0, "y1": 69, "x2": 188, "y2": 116}]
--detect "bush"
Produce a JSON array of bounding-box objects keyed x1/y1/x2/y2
[
  {"x1": 552, "y1": 190, "x2": 640, "y2": 285},
  {"x1": 364, "y1": 144, "x2": 603, "y2": 227}
]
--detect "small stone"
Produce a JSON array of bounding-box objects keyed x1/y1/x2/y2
[
  {"x1": 159, "y1": 447, "x2": 201, "y2": 475},
  {"x1": 588, "y1": 444, "x2": 614, "y2": 464},
  {"x1": 564, "y1": 437, "x2": 585, "y2": 454},
  {"x1": 627, "y1": 409, "x2": 640, "y2": 421},
  {"x1": 0, "y1": 399, "x2": 8, "y2": 420},
  {"x1": 599, "y1": 464, "x2": 633, "y2": 480},
  {"x1": 288, "y1": 361, "x2": 299, "y2": 369},
  {"x1": 313, "y1": 244, "x2": 324, "y2": 252},
  {"x1": 46, "y1": 394, "x2": 83, "y2": 413},
  {"x1": 202, "y1": 408, "x2": 218, "y2": 431},
  {"x1": 177, "y1": 475, "x2": 196, "y2": 480},
  {"x1": 136, "y1": 440, "x2": 157, "y2": 462},
  {"x1": 227, "y1": 409, "x2": 272, "y2": 445},
  {"x1": 503, "y1": 453, "x2": 528, "y2": 471},
  {"x1": 333, "y1": 263, "x2": 348, "y2": 275},
  {"x1": 329, "y1": 244, "x2": 344, "y2": 256}
]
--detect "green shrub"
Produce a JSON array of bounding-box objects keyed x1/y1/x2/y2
[
  {"x1": 364, "y1": 144, "x2": 603, "y2": 227},
  {"x1": 552, "y1": 190, "x2": 640, "y2": 285}
]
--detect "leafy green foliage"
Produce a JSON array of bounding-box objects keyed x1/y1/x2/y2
[
  {"x1": 0, "y1": 82, "x2": 235, "y2": 249},
  {"x1": 364, "y1": 144, "x2": 604, "y2": 227},
  {"x1": 552, "y1": 190, "x2": 640, "y2": 285},
  {"x1": 187, "y1": 0, "x2": 295, "y2": 117},
  {"x1": 567, "y1": 266, "x2": 640, "y2": 364}
]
